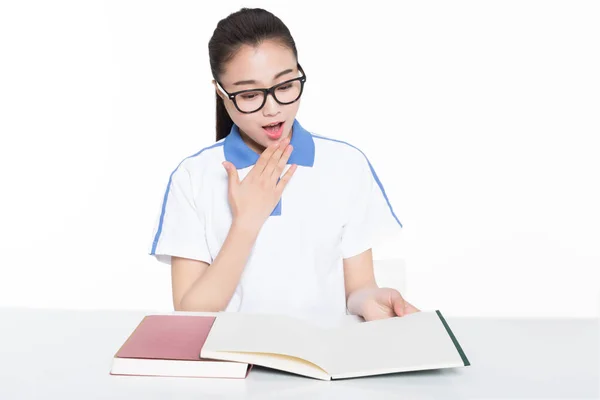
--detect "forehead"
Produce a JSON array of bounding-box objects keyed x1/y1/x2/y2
[{"x1": 220, "y1": 40, "x2": 297, "y2": 86}]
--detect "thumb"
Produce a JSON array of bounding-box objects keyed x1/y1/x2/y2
[
  {"x1": 390, "y1": 290, "x2": 406, "y2": 317},
  {"x1": 222, "y1": 161, "x2": 240, "y2": 187}
]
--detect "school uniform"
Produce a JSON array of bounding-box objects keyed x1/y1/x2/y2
[{"x1": 149, "y1": 119, "x2": 402, "y2": 320}]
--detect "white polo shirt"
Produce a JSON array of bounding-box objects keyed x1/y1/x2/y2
[{"x1": 149, "y1": 119, "x2": 403, "y2": 321}]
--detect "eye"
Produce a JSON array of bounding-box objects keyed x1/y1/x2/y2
[
  {"x1": 276, "y1": 84, "x2": 292, "y2": 91},
  {"x1": 239, "y1": 91, "x2": 262, "y2": 100}
]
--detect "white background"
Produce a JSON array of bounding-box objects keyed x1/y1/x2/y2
[{"x1": 0, "y1": 0, "x2": 598, "y2": 318}]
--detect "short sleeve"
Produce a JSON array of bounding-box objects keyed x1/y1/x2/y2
[
  {"x1": 148, "y1": 163, "x2": 212, "y2": 265},
  {"x1": 340, "y1": 155, "x2": 403, "y2": 259}
]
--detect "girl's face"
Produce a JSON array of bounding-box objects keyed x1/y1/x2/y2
[{"x1": 214, "y1": 40, "x2": 302, "y2": 153}]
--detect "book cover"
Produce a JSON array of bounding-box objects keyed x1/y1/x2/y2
[{"x1": 110, "y1": 314, "x2": 250, "y2": 378}]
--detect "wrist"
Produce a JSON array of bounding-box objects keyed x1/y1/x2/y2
[
  {"x1": 347, "y1": 286, "x2": 378, "y2": 316},
  {"x1": 230, "y1": 218, "x2": 262, "y2": 239}
]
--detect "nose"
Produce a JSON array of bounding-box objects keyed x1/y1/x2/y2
[{"x1": 262, "y1": 92, "x2": 280, "y2": 116}]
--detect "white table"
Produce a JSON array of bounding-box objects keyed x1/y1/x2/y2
[{"x1": 0, "y1": 307, "x2": 597, "y2": 399}]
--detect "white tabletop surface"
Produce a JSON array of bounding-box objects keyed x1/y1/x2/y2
[{"x1": 0, "y1": 307, "x2": 597, "y2": 399}]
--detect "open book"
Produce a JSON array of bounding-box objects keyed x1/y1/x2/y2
[{"x1": 201, "y1": 310, "x2": 470, "y2": 380}]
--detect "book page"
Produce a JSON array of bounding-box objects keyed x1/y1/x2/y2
[
  {"x1": 202, "y1": 312, "x2": 334, "y2": 377},
  {"x1": 199, "y1": 350, "x2": 331, "y2": 381},
  {"x1": 322, "y1": 311, "x2": 468, "y2": 379}
]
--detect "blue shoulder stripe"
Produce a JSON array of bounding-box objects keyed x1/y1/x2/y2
[
  {"x1": 312, "y1": 134, "x2": 403, "y2": 228},
  {"x1": 150, "y1": 142, "x2": 224, "y2": 255}
]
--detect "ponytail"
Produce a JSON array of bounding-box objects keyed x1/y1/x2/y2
[{"x1": 215, "y1": 93, "x2": 233, "y2": 141}]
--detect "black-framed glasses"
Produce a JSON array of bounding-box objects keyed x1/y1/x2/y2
[{"x1": 215, "y1": 64, "x2": 307, "y2": 114}]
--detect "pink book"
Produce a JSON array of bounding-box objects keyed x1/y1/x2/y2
[{"x1": 110, "y1": 314, "x2": 251, "y2": 378}]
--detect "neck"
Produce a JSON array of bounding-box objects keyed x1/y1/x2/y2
[{"x1": 239, "y1": 130, "x2": 266, "y2": 154}]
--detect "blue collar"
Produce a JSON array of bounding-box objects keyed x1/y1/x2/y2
[{"x1": 223, "y1": 119, "x2": 315, "y2": 169}]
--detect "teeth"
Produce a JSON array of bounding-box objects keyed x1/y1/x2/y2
[{"x1": 266, "y1": 122, "x2": 280, "y2": 127}]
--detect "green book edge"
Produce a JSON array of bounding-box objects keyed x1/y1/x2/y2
[{"x1": 435, "y1": 310, "x2": 471, "y2": 366}]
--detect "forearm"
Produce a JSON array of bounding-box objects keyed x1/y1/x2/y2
[{"x1": 179, "y1": 221, "x2": 259, "y2": 311}]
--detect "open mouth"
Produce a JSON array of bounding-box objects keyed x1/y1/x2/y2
[{"x1": 262, "y1": 121, "x2": 284, "y2": 139}]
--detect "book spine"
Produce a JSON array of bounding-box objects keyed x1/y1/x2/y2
[{"x1": 435, "y1": 310, "x2": 471, "y2": 366}]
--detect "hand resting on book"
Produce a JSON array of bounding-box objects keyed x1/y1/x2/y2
[{"x1": 348, "y1": 287, "x2": 421, "y2": 321}]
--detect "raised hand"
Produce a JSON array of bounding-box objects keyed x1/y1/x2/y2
[{"x1": 222, "y1": 138, "x2": 297, "y2": 233}]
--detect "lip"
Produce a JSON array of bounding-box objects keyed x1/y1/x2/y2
[
  {"x1": 262, "y1": 120, "x2": 284, "y2": 128},
  {"x1": 262, "y1": 120, "x2": 285, "y2": 140}
]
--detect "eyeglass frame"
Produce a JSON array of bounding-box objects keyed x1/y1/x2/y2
[{"x1": 214, "y1": 63, "x2": 307, "y2": 114}]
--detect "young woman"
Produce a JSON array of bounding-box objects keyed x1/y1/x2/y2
[{"x1": 149, "y1": 7, "x2": 420, "y2": 322}]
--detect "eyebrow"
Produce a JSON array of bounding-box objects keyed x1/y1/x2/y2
[{"x1": 232, "y1": 68, "x2": 294, "y2": 86}]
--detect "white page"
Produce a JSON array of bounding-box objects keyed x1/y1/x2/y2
[
  {"x1": 202, "y1": 312, "x2": 334, "y2": 376},
  {"x1": 322, "y1": 311, "x2": 467, "y2": 378},
  {"x1": 200, "y1": 350, "x2": 331, "y2": 380}
]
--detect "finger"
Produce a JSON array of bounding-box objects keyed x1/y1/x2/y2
[
  {"x1": 391, "y1": 292, "x2": 406, "y2": 317},
  {"x1": 271, "y1": 144, "x2": 293, "y2": 181},
  {"x1": 262, "y1": 139, "x2": 290, "y2": 179},
  {"x1": 404, "y1": 303, "x2": 421, "y2": 314},
  {"x1": 249, "y1": 141, "x2": 281, "y2": 179},
  {"x1": 222, "y1": 161, "x2": 239, "y2": 189},
  {"x1": 275, "y1": 163, "x2": 298, "y2": 194}
]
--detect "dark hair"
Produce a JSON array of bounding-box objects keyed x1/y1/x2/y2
[{"x1": 208, "y1": 8, "x2": 299, "y2": 141}]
